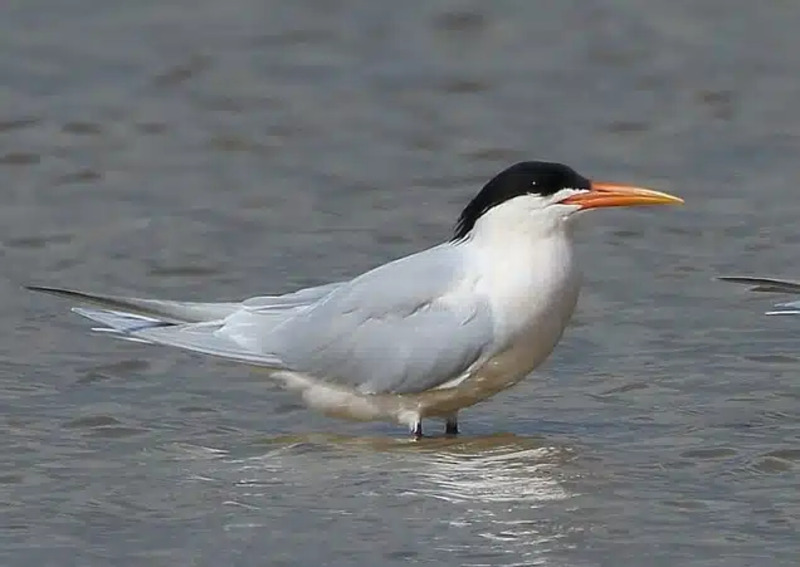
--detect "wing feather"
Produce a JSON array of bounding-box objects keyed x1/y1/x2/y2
[
  {"x1": 259, "y1": 244, "x2": 494, "y2": 395},
  {"x1": 30, "y1": 245, "x2": 493, "y2": 394},
  {"x1": 718, "y1": 276, "x2": 800, "y2": 294}
]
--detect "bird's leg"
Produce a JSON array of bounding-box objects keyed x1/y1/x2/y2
[
  {"x1": 445, "y1": 414, "x2": 459, "y2": 436},
  {"x1": 411, "y1": 420, "x2": 423, "y2": 440}
]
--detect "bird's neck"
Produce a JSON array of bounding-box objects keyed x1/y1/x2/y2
[
  {"x1": 465, "y1": 220, "x2": 577, "y2": 292},
  {"x1": 462, "y1": 210, "x2": 580, "y2": 345}
]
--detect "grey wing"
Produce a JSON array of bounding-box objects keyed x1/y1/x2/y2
[
  {"x1": 263, "y1": 244, "x2": 495, "y2": 395},
  {"x1": 719, "y1": 276, "x2": 800, "y2": 315},
  {"x1": 241, "y1": 281, "x2": 345, "y2": 312}
]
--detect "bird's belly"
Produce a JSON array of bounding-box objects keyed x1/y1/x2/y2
[
  {"x1": 276, "y1": 317, "x2": 567, "y2": 426},
  {"x1": 412, "y1": 316, "x2": 570, "y2": 417}
]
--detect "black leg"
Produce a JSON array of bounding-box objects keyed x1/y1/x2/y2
[
  {"x1": 412, "y1": 420, "x2": 423, "y2": 439},
  {"x1": 445, "y1": 415, "x2": 458, "y2": 436}
]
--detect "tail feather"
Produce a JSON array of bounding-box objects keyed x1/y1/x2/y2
[
  {"x1": 28, "y1": 285, "x2": 287, "y2": 368},
  {"x1": 27, "y1": 285, "x2": 240, "y2": 323},
  {"x1": 132, "y1": 322, "x2": 285, "y2": 366},
  {"x1": 72, "y1": 307, "x2": 174, "y2": 334}
]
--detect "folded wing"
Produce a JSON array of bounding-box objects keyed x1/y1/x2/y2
[
  {"x1": 29, "y1": 245, "x2": 494, "y2": 395},
  {"x1": 262, "y1": 245, "x2": 494, "y2": 394}
]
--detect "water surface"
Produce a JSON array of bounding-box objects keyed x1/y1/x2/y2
[{"x1": 2, "y1": 1, "x2": 800, "y2": 565}]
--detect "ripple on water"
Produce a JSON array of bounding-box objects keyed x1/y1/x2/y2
[
  {"x1": 679, "y1": 447, "x2": 739, "y2": 460},
  {"x1": 151, "y1": 55, "x2": 212, "y2": 88},
  {"x1": 61, "y1": 121, "x2": 103, "y2": 135},
  {"x1": 64, "y1": 415, "x2": 123, "y2": 429},
  {"x1": 77, "y1": 359, "x2": 151, "y2": 384},
  {"x1": 147, "y1": 264, "x2": 222, "y2": 277},
  {"x1": 54, "y1": 169, "x2": 102, "y2": 185},
  {"x1": 3, "y1": 233, "x2": 74, "y2": 250},
  {"x1": 0, "y1": 152, "x2": 41, "y2": 165},
  {"x1": 0, "y1": 116, "x2": 40, "y2": 132},
  {"x1": 62, "y1": 414, "x2": 147, "y2": 439},
  {"x1": 743, "y1": 354, "x2": 799, "y2": 364},
  {"x1": 750, "y1": 457, "x2": 793, "y2": 474}
]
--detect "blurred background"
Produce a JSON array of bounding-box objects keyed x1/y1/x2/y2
[{"x1": 2, "y1": 1, "x2": 800, "y2": 565}]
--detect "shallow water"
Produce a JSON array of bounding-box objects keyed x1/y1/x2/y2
[{"x1": 2, "y1": 1, "x2": 800, "y2": 565}]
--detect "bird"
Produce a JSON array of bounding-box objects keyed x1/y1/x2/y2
[
  {"x1": 718, "y1": 276, "x2": 800, "y2": 315},
  {"x1": 28, "y1": 161, "x2": 683, "y2": 438}
]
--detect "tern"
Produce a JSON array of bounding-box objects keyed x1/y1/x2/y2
[
  {"x1": 718, "y1": 276, "x2": 800, "y2": 315},
  {"x1": 29, "y1": 162, "x2": 683, "y2": 437}
]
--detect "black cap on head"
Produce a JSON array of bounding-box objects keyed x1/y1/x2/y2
[{"x1": 453, "y1": 161, "x2": 590, "y2": 240}]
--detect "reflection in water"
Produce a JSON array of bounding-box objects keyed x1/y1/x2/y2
[
  {"x1": 177, "y1": 433, "x2": 576, "y2": 565},
  {"x1": 404, "y1": 436, "x2": 574, "y2": 565},
  {"x1": 408, "y1": 435, "x2": 570, "y2": 504}
]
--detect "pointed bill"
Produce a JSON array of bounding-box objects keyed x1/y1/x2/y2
[{"x1": 562, "y1": 182, "x2": 684, "y2": 209}]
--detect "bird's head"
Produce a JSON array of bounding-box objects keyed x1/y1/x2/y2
[{"x1": 453, "y1": 161, "x2": 683, "y2": 241}]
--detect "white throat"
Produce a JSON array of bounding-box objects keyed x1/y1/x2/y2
[
  {"x1": 461, "y1": 194, "x2": 582, "y2": 355},
  {"x1": 465, "y1": 193, "x2": 580, "y2": 246}
]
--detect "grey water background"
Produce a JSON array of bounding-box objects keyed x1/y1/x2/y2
[{"x1": 2, "y1": 1, "x2": 800, "y2": 565}]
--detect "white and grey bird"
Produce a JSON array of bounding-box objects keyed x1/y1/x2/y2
[
  {"x1": 29, "y1": 162, "x2": 683, "y2": 437},
  {"x1": 719, "y1": 276, "x2": 800, "y2": 315}
]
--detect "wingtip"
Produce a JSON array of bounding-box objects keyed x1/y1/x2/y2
[
  {"x1": 24, "y1": 284, "x2": 73, "y2": 297},
  {"x1": 717, "y1": 276, "x2": 755, "y2": 284},
  {"x1": 717, "y1": 276, "x2": 800, "y2": 294},
  {"x1": 716, "y1": 276, "x2": 762, "y2": 290}
]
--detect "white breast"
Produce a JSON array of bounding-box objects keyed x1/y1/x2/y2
[{"x1": 414, "y1": 196, "x2": 583, "y2": 417}]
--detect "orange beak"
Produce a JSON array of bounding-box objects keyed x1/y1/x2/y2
[{"x1": 562, "y1": 182, "x2": 684, "y2": 210}]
